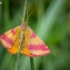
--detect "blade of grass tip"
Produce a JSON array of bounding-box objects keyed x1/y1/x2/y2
[
  {"x1": 27, "y1": 11, "x2": 35, "y2": 70},
  {"x1": 13, "y1": 0, "x2": 27, "y2": 70}
]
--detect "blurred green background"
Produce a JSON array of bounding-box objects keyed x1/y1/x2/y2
[{"x1": 0, "y1": 0, "x2": 70, "y2": 70}]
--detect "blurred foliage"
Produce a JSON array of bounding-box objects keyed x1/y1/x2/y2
[{"x1": 0, "y1": 0, "x2": 70, "y2": 70}]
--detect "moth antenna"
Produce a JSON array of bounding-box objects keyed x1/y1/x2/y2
[
  {"x1": 25, "y1": 12, "x2": 33, "y2": 22},
  {"x1": 18, "y1": 15, "x2": 23, "y2": 22}
]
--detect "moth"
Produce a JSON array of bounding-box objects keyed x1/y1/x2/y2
[{"x1": 0, "y1": 23, "x2": 50, "y2": 57}]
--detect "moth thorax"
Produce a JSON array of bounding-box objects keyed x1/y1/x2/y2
[
  {"x1": 18, "y1": 30, "x2": 25, "y2": 48},
  {"x1": 19, "y1": 36, "x2": 25, "y2": 49}
]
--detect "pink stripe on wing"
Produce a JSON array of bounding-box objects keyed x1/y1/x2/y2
[
  {"x1": 28, "y1": 44, "x2": 49, "y2": 51},
  {"x1": 30, "y1": 32, "x2": 36, "y2": 39},
  {"x1": 0, "y1": 34, "x2": 13, "y2": 45},
  {"x1": 11, "y1": 29, "x2": 15, "y2": 35}
]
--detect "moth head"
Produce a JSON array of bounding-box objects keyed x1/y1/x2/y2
[{"x1": 21, "y1": 22, "x2": 27, "y2": 31}]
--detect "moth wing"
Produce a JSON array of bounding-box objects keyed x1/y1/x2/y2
[
  {"x1": 7, "y1": 32, "x2": 20, "y2": 54},
  {"x1": 21, "y1": 26, "x2": 50, "y2": 57},
  {"x1": 0, "y1": 26, "x2": 21, "y2": 49}
]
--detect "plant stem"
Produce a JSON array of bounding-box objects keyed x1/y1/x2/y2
[
  {"x1": 22, "y1": 0, "x2": 27, "y2": 23},
  {"x1": 30, "y1": 58, "x2": 35, "y2": 70},
  {"x1": 13, "y1": 0, "x2": 27, "y2": 70},
  {"x1": 13, "y1": 52, "x2": 20, "y2": 70}
]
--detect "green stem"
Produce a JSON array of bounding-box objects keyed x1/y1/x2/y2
[
  {"x1": 30, "y1": 58, "x2": 35, "y2": 70},
  {"x1": 22, "y1": 0, "x2": 27, "y2": 23},
  {"x1": 13, "y1": 0, "x2": 27, "y2": 70},
  {"x1": 13, "y1": 52, "x2": 20, "y2": 70}
]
